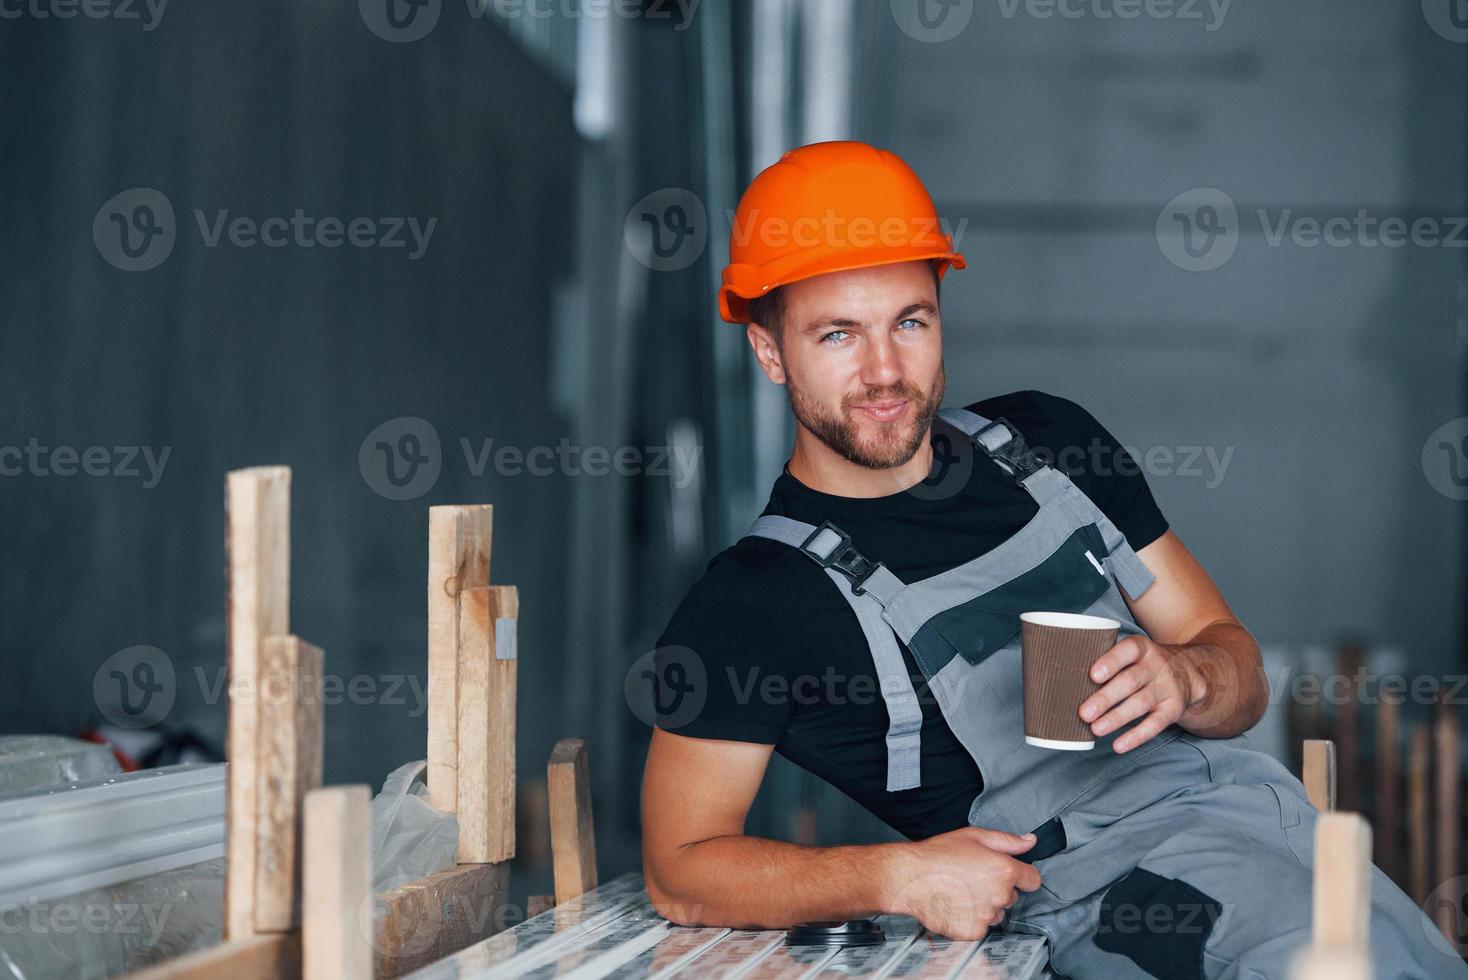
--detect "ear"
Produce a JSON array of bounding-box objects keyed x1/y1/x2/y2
[{"x1": 746, "y1": 322, "x2": 786, "y2": 384}]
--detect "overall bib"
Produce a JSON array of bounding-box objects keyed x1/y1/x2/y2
[{"x1": 745, "y1": 408, "x2": 1465, "y2": 980}]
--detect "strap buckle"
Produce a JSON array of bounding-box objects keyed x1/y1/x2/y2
[
  {"x1": 972, "y1": 416, "x2": 1045, "y2": 481},
  {"x1": 799, "y1": 521, "x2": 884, "y2": 596}
]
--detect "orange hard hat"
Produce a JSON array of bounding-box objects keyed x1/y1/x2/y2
[{"x1": 718, "y1": 140, "x2": 966, "y2": 324}]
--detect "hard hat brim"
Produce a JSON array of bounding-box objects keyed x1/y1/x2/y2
[{"x1": 719, "y1": 247, "x2": 967, "y2": 324}]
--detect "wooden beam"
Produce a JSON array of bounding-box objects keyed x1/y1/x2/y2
[
  {"x1": 255, "y1": 635, "x2": 324, "y2": 933},
  {"x1": 1433, "y1": 693, "x2": 1460, "y2": 943},
  {"x1": 304, "y1": 786, "x2": 372, "y2": 980},
  {"x1": 374, "y1": 861, "x2": 510, "y2": 979},
  {"x1": 456, "y1": 585, "x2": 518, "y2": 864},
  {"x1": 548, "y1": 738, "x2": 597, "y2": 905},
  {"x1": 1409, "y1": 724, "x2": 1431, "y2": 905},
  {"x1": 1303, "y1": 740, "x2": 1336, "y2": 812},
  {"x1": 1333, "y1": 643, "x2": 1364, "y2": 812},
  {"x1": 1312, "y1": 812, "x2": 1372, "y2": 954},
  {"x1": 225, "y1": 466, "x2": 291, "y2": 939},
  {"x1": 125, "y1": 933, "x2": 300, "y2": 980},
  {"x1": 427, "y1": 505, "x2": 492, "y2": 815},
  {"x1": 1374, "y1": 693, "x2": 1399, "y2": 882},
  {"x1": 1290, "y1": 946, "x2": 1370, "y2": 980}
]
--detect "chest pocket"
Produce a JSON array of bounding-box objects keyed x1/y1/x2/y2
[{"x1": 906, "y1": 523, "x2": 1114, "y2": 679}]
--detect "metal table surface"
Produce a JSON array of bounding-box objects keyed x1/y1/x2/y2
[{"x1": 403, "y1": 874, "x2": 1054, "y2": 979}]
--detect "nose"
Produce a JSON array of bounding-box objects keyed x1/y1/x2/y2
[{"x1": 860, "y1": 331, "x2": 905, "y2": 389}]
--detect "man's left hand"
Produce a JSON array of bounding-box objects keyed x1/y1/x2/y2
[{"x1": 1078, "y1": 636, "x2": 1205, "y2": 753}]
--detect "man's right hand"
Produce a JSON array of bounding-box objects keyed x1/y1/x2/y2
[{"x1": 884, "y1": 826, "x2": 1044, "y2": 941}]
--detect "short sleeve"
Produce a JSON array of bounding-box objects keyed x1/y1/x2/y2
[
  {"x1": 1034, "y1": 392, "x2": 1170, "y2": 551},
  {"x1": 650, "y1": 553, "x2": 794, "y2": 745}
]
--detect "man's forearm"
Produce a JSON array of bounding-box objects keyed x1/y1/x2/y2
[
  {"x1": 646, "y1": 834, "x2": 904, "y2": 929},
  {"x1": 1173, "y1": 620, "x2": 1270, "y2": 737}
]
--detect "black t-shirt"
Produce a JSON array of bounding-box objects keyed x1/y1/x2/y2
[{"x1": 652, "y1": 390, "x2": 1169, "y2": 840}]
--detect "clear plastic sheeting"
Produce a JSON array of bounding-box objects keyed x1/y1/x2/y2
[
  {"x1": 371, "y1": 760, "x2": 459, "y2": 892},
  {"x1": 0, "y1": 739, "x2": 120, "y2": 799},
  {"x1": 0, "y1": 858, "x2": 223, "y2": 980}
]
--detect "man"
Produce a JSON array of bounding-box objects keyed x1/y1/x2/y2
[{"x1": 640, "y1": 141, "x2": 1462, "y2": 978}]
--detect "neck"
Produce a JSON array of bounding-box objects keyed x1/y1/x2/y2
[{"x1": 785, "y1": 426, "x2": 935, "y2": 498}]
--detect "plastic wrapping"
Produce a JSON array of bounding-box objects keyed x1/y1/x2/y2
[
  {"x1": 0, "y1": 858, "x2": 223, "y2": 980},
  {"x1": 0, "y1": 738, "x2": 119, "y2": 798},
  {"x1": 370, "y1": 760, "x2": 459, "y2": 892}
]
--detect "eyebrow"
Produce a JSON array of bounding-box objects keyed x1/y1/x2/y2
[{"x1": 801, "y1": 301, "x2": 939, "y2": 335}]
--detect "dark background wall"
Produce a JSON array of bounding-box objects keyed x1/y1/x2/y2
[{"x1": 1, "y1": 0, "x2": 1465, "y2": 891}]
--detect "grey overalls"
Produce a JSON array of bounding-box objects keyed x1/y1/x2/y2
[{"x1": 745, "y1": 408, "x2": 1465, "y2": 980}]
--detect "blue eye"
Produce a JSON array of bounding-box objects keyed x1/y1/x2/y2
[
  {"x1": 820, "y1": 330, "x2": 849, "y2": 344},
  {"x1": 899, "y1": 318, "x2": 924, "y2": 330}
]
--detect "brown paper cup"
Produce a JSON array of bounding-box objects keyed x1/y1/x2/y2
[{"x1": 1020, "y1": 611, "x2": 1119, "y2": 750}]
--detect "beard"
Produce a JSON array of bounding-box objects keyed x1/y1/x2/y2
[{"x1": 787, "y1": 362, "x2": 947, "y2": 470}]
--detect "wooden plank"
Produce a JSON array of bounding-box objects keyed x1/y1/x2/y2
[
  {"x1": 399, "y1": 875, "x2": 645, "y2": 980},
  {"x1": 1374, "y1": 693, "x2": 1399, "y2": 882},
  {"x1": 255, "y1": 634, "x2": 324, "y2": 932},
  {"x1": 1433, "y1": 693, "x2": 1460, "y2": 944},
  {"x1": 1290, "y1": 946, "x2": 1370, "y2": 980},
  {"x1": 427, "y1": 505, "x2": 492, "y2": 815},
  {"x1": 304, "y1": 786, "x2": 372, "y2": 980},
  {"x1": 549, "y1": 738, "x2": 598, "y2": 905},
  {"x1": 225, "y1": 466, "x2": 291, "y2": 940},
  {"x1": 526, "y1": 895, "x2": 555, "y2": 918},
  {"x1": 1333, "y1": 643, "x2": 1364, "y2": 812},
  {"x1": 374, "y1": 861, "x2": 510, "y2": 979},
  {"x1": 1312, "y1": 812, "x2": 1372, "y2": 953},
  {"x1": 125, "y1": 933, "x2": 300, "y2": 980},
  {"x1": 1302, "y1": 739, "x2": 1336, "y2": 812},
  {"x1": 1409, "y1": 723, "x2": 1431, "y2": 905},
  {"x1": 456, "y1": 585, "x2": 518, "y2": 864}
]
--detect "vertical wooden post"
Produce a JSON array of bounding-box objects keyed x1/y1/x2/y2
[
  {"x1": 548, "y1": 738, "x2": 598, "y2": 905},
  {"x1": 1374, "y1": 694, "x2": 1399, "y2": 882},
  {"x1": 255, "y1": 635, "x2": 324, "y2": 932},
  {"x1": 1290, "y1": 946, "x2": 1370, "y2": 980},
  {"x1": 303, "y1": 786, "x2": 372, "y2": 980},
  {"x1": 456, "y1": 585, "x2": 518, "y2": 864},
  {"x1": 1433, "y1": 692, "x2": 1460, "y2": 943},
  {"x1": 1303, "y1": 740, "x2": 1337, "y2": 812},
  {"x1": 1408, "y1": 724, "x2": 1431, "y2": 905},
  {"x1": 1334, "y1": 643, "x2": 1364, "y2": 812},
  {"x1": 427, "y1": 505, "x2": 492, "y2": 815},
  {"x1": 1312, "y1": 812, "x2": 1372, "y2": 954},
  {"x1": 225, "y1": 467, "x2": 291, "y2": 939}
]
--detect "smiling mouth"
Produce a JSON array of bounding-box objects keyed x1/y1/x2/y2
[{"x1": 853, "y1": 400, "x2": 910, "y2": 422}]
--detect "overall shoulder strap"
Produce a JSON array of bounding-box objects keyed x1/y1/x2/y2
[
  {"x1": 937, "y1": 407, "x2": 1069, "y2": 505},
  {"x1": 939, "y1": 409, "x2": 1156, "y2": 599},
  {"x1": 744, "y1": 515, "x2": 923, "y2": 792}
]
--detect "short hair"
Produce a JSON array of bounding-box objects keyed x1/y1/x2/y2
[{"x1": 748, "y1": 260, "x2": 943, "y2": 353}]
